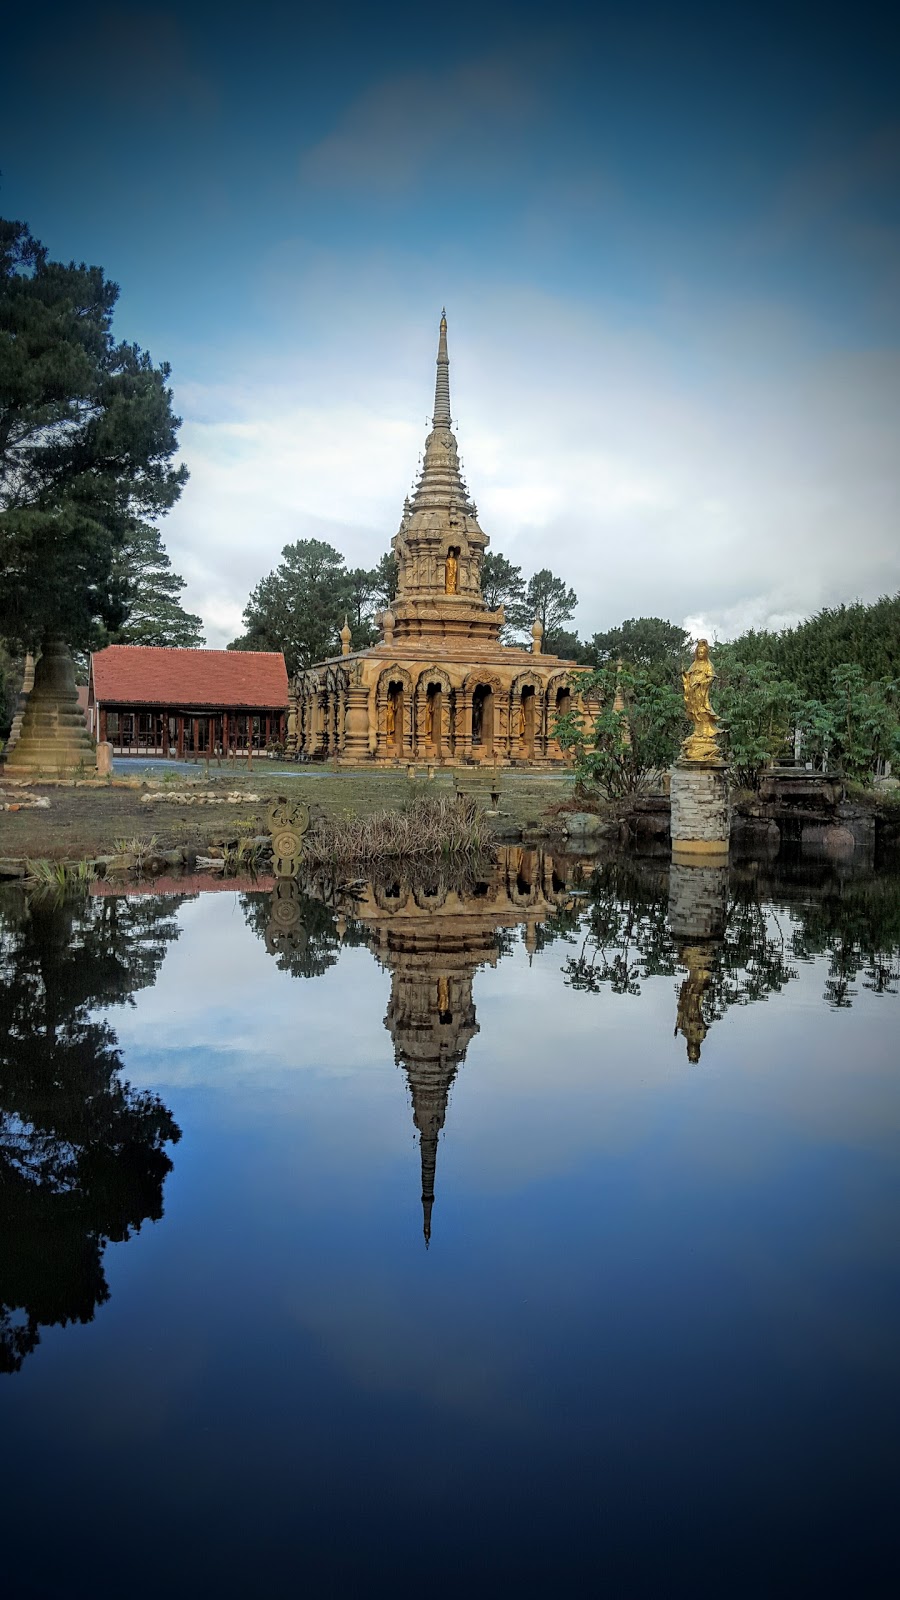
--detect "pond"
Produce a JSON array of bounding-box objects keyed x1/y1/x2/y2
[{"x1": 1, "y1": 848, "x2": 899, "y2": 1598}]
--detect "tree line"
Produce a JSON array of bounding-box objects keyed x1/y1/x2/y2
[
  {"x1": 554, "y1": 597, "x2": 900, "y2": 793},
  {"x1": 2, "y1": 211, "x2": 897, "y2": 787},
  {"x1": 227, "y1": 541, "x2": 581, "y2": 675}
]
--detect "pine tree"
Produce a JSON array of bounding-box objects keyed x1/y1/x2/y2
[
  {"x1": 0, "y1": 219, "x2": 187, "y2": 652},
  {"x1": 106, "y1": 522, "x2": 204, "y2": 648}
]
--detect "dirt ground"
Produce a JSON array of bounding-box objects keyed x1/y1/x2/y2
[{"x1": 0, "y1": 759, "x2": 577, "y2": 863}]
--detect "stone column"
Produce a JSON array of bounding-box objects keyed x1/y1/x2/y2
[
  {"x1": 456, "y1": 691, "x2": 472, "y2": 761},
  {"x1": 415, "y1": 687, "x2": 430, "y2": 760},
  {"x1": 341, "y1": 682, "x2": 370, "y2": 762},
  {"x1": 669, "y1": 760, "x2": 730, "y2": 863}
]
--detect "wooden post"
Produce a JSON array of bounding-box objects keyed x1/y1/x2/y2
[
  {"x1": 192, "y1": 717, "x2": 199, "y2": 758},
  {"x1": 177, "y1": 715, "x2": 184, "y2": 757},
  {"x1": 265, "y1": 712, "x2": 271, "y2": 748},
  {"x1": 223, "y1": 712, "x2": 230, "y2": 755},
  {"x1": 99, "y1": 706, "x2": 108, "y2": 744}
]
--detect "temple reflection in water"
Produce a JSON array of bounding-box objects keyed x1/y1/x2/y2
[
  {"x1": 358, "y1": 849, "x2": 577, "y2": 1244},
  {"x1": 251, "y1": 845, "x2": 900, "y2": 1239},
  {"x1": 264, "y1": 848, "x2": 581, "y2": 1243}
]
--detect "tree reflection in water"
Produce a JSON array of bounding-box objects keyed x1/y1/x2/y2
[
  {"x1": 0, "y1": 890, "x2": 184, "y2": 1373},
  {"x1": 562, "y1": 855, "x2": 900, "y2": 1057}
]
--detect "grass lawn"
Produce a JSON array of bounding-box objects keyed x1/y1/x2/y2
[{"x1": 0, "y1": 759, "x2": 577, "y2": 863}]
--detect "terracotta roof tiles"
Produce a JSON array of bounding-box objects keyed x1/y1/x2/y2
[{"x1": 90, "y1": 646, "x2": 289, "y2": 710}]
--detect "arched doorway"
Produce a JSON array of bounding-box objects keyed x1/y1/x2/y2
[
  {"x1": 387, "y1": 681, "x2": 405, "y2": 757},
  {"x1": 518, "y1": 686, "x2": 536, "y2": 759},
  {"x1": 425, "y1": 682, "x2": 443, "y2": 757},
  {"x1": 471, "y1": 684, "x2": 494, "y2": 758}
]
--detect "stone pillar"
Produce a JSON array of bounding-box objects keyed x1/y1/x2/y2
[
  {"x1": 669, "y1": 761, "x2": 730, "y2": 863},
  {"x1": 415, "y1": 687, "x2": 430, "y2": 760},
  {"x1": 341, "y1": 683, "x2": 371, "y2": 762},
  {"x1": 457, "y1": 691, "x2": 473, "y2": 761},
  {"x1": 96, "y1": 741, "x2": 114, "y2": 777},
  {"x1": 3, "y1": 638, "x2": 97, "y2": 777}
]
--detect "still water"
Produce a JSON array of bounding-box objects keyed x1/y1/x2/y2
[{"x1": 1, "y1": 850, "x2": 899, "y2": 1598}]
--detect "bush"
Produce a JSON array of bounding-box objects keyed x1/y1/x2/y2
[{"x1": 302, "y1": 793, "x2": 495, "y2": 867}]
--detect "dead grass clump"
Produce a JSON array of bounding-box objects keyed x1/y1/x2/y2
[{"x1": 303, "y1": 793, "x2": 495, "y2": 867}]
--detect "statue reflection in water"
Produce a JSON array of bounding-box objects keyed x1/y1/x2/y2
[{"x1": 0, "y1": 890, "x2": 183, "y2": 1373}]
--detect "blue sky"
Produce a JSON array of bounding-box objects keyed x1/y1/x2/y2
[{"x1": 3, "y1": 1, "x2": 899, "y2": 643}]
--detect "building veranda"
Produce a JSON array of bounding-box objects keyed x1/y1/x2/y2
[
  {"x1": 88, "y1": 646, "x2": 288, "y2": 757},
  {"x1": 289, "y1": 314, "x2": 594, "y2": 766}
]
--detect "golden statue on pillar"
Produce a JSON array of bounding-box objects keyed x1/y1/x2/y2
[
  {"x1": 681, "y1": 639, "x2": 723, "y2": 762},
  {"x1": 444, "y1": 550, "x2": 458, "y2": 594}
]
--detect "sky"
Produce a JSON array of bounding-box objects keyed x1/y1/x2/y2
[{"x1": 2, "y1": 0, "x2": 899, "y2": 646}]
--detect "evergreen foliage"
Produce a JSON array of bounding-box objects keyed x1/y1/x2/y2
[
  {"x1": 555, "y1": 662, "x2": 685, "y2": 796},
  {"x1": 729, "y1": 594, "x2": 900, "y2": 700},
  {"x1": 229, "y1": 539, "x2": 395, "y2": 674},
  {"x1": 0, "y1": 219, "x2": 187, "y2": 653},
  {"x1": 509, "y1": 568, "x2": 578, "y2": 640},
  {"x1": 481, "y1": 551, "x2": 526, "y2": 640},
  {"x1": 104, "y1": 522, "x2": 204, "y2": 648},
  {"x1": 586, "y1": 617, "x2": 690, "y2": 673}
]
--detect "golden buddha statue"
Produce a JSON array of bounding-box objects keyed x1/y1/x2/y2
[
  {"x1": 681, "y1": 639, "x2": 723, "y2": 762},
  {"x1": 385, "y1": 695, "x2": 396, "y2": 739},
  {"x1": 445, "y1": 550, "x2": 458, "y2": 594}
]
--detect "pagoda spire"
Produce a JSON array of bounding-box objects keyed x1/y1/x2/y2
[{"x1": 432, "y1": 308, "x2": 451, "y2": 427}]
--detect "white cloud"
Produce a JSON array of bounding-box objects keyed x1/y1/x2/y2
[{"x1": 161, "y1": 270, "x2": 900, "y2": 649}]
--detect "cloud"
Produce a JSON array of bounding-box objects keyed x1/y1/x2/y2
[
  {"x1": 301, "y1": 53, "x2": 540, "y2": 193},
  {"x1": 161, "y1": 268, "x2": 900, "y2": 649}
]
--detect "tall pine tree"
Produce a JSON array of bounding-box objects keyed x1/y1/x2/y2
[
  {"x1": 0, "y1": 219, "x2": 187, "y2": 653},
  {"x1": 106, "y1": 522, "x2": 204, "y2": 648}
]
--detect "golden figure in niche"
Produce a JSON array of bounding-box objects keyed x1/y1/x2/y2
[
  {"x1": 681, "y1": 639, "x2": 722, "y2": 762},
  {"x1": 437, "y1": 976, "x2": 450, "y2": 1013},
  {"x1": 385, "y1": 695, "x2": 396, "y2": 740},
  {"x1": 444, "y1": 550, "x2": 458, "y2": 594}
]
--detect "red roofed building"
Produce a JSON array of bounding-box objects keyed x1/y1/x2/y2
[{"x1": 88, "y1": 646, "x2": 289, "y2": 756}]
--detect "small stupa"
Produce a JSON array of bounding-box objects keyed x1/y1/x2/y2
[{"x1": 3, "y1": 638, "x2": 97, "y2": 776}]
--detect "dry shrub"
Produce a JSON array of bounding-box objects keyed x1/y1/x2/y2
[{"x1": 303, "y1": 793, "x2": 495, "y2": 867}]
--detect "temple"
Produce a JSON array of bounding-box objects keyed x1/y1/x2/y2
[{"x1": 289, "y1": 313, "x2": 592, "y2": 764}]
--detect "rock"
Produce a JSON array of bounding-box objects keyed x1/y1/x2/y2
[
  {"x1": 801, "y1": 823, "x2": 857, "y2": 857},
  {"x1": 564, "y1": 811, "x2": 612, "y2": 837}
]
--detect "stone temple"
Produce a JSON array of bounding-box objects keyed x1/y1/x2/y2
[{"x1": 288, "y1": 314, "x2": 591, "y2": 765}]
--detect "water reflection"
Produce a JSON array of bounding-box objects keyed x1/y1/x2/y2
[
  {"x1": 0, "y1": 891, "x2": 183, "y2": 1371},
  {"x1": 240, "y1": 849, "x2": 900, "y2": 1234}
]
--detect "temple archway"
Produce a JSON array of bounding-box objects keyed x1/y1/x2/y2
[{"x1": 471, "y1": 684, "x2": 495, "y2": 757}]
